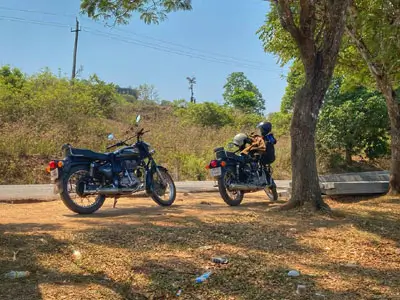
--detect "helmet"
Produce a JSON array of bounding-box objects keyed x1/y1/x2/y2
[
  {"x1": 232, "y1": 133, "x2": 248, "y2": 147},
  {"x1": 256, "y1": 121, "x2": 272, "y2": 136}
]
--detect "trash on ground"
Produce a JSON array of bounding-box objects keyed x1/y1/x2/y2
[
  {"x1": 12, "y1": 250, "x2": 20, "y2": 261},
  {"x1": 344, "y1": 262, "x2": 358, "y2": 268},
  {"x1": 72, "y1": 249, "x2": 82, "y2": 261},
  {"x1": 315, "y1": 292, "x2": 326, "y2": 299},
  {"x1": 4, "y1": 271, "x2": 30, "y2": 279},
  {"x1": 195, "y1": 271, "x2": 212, "y2": 283},
  {"x1": 296, "y1": 284, "x2": 306, "y2": 295},
  {"x1": 287, "y1": 270, "x2": 300, "y2": 277},
  {"x1": 176, "y1": 288, "x2": 182, "y2": 296},
  {"x1": 198, "y1": 245, "x2": 212, "y2": 251},
  {"x1": 211, "y1": 257, "x2": 229, "y2": 264}
]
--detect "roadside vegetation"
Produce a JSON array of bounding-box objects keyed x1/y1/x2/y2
[{"x1": 0, "y1": 65, "x2": 391, "y2": 184}]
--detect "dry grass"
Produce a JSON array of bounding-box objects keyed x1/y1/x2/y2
[{"x1": 1, "y1": 193, "x2": 399, "y2": 300}]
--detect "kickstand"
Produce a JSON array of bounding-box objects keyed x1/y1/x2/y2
[{"x1": 113, "y1": 197, "x2": 118, "y2": 208}]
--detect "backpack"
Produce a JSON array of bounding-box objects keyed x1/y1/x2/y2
[{"x1": 261, "y1": 133, "x2": 276, "y2": 165}]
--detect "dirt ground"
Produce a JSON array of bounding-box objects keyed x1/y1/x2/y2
[{"x1": 1, "y1": 192, "x2": 399, "y2": 300}]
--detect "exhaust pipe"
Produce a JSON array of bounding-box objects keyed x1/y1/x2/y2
[
  {"x1": 228, "y1": 183, "x2": 264, "y2": 191},
  {"x1": 83, "y1": 187, "x2": 137, "y2": 195}
]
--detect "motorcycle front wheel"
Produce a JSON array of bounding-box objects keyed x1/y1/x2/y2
[
  {"x1": 218, "y1": 168, "x2": 244, "y2": 206},
  {"x1": 150, "y1": 168, "x2": 176, "y2": 206}
]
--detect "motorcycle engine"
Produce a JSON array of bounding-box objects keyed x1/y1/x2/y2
[
  {"x1": 242, "y1": 161, "x2": 266, "y2": 185},
  {"x1": 120, "y1": 160, "x2": 140, "y2": 188}
]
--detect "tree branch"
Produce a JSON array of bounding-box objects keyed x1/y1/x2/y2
[
  {"x1": 345, "y1": 4, "x2": 384, "y2": 78},
  {"x1": 275, "y1": 0, "x2": 301, "y2": 43}
]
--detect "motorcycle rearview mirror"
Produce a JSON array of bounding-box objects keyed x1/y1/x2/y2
[{"x1": 107, "y1": 133, "x2": 115, "y2": 141}]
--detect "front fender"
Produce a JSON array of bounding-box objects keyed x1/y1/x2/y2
[{"x1": 145, "y1": 165, "x2": 169, "y2": 194}]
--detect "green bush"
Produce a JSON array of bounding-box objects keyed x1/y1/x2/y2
[{"x1": 176, "y1": 102, "x2": 234, "y2": 128}]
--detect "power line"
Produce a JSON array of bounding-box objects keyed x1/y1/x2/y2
[
  {"x1": 0, "y1": 13, "x2": 285, "y2": 74},
  {"x1": 83, "y1": 28, "x2": 278, "y2": 71},
  {"x1": 0, "y1": 15, "x2": 69, "y2": 28},
  {"x1": 0, "y1": 5, "x2": 281, "y2": 71},
  {"x1": 0, "y1": 6, "x2": 76, "y2": 18},
  {"x1": 106, "y1": 26, "x2": 277, "y2": 69}
]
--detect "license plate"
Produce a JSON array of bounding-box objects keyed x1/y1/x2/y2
[
  {"x1": 50, "y1": 168, "x2": 59, "y2": 181},
  {"x1": 210, "y1": 167, "x2": 222, "y2": 177}
]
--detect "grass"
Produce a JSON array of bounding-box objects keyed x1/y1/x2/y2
[{"x1": 1, "y1": 192, "x2": 399, "y2": 299}]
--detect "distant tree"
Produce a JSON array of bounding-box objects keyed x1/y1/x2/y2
[
  {"x1": 223, "y1": 72, "x2": 265, "y2": 115},
  {"x1": 137, "y1": 84, "x2": 160, "y2": 103},
  {"x1": 86, "y1": 74, "x2": 120, "y2": 118},
  {"x1": 0, "y1": 66, "x2": 25, "y2": 89},
  {"x1": 116, "y1": 86, "x2": 139, "y2": 98},
  {"x1": 177, "y1": 102, "x2": 234, "y2": 128},
  {"x1": 186, "y1": 76, "x2": 196, "y2": 103}
]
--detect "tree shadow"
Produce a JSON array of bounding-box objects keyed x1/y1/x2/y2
[
  {"x1": 0, "y1": 225, "x2": 172, "y2": 299},
  {"x1": 303, "y1": 262, "x2": 400, "y2": 299}
]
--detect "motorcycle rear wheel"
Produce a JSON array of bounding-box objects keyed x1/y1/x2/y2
[
  {"x1": 60, "y1": 165, "x2": 106, "y2": 214},
  {"x1": 218, "y1": 169, "x2": 244, "y2": 206}
]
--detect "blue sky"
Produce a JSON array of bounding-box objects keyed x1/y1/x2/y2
[{"x1": 0, "y1": 0, "x2": 288, "y2": 114}]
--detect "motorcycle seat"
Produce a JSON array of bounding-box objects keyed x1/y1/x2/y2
[{"x1": 66, "y1": 146, "x2": 110, "y2": 161}]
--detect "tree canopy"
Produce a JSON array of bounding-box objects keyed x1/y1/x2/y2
[
  {"x1": 317, "y1": 86, "x2": 389, "y2": 163},
  {"x1": 80, "y1": 0, "x2": 192, "y2": 25},
  {"x1": 222, "y1": 72, "x2": 265, "y2": 115}
]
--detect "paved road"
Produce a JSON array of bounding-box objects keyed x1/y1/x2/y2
[{"x1": 0, "y1": 180, "x2": 291, "y2": 202}]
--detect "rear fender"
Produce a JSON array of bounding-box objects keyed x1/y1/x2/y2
[{"x1": 53, "y1": 158, "x2": 91, "y2": 193}]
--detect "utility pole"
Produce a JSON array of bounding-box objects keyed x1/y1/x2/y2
[
  {"x1": 71, "y1": 18, "x2": 81, "y2": 80},
  {"x1": 186, "y1": 76, "x2": 196, "y2": 103}
]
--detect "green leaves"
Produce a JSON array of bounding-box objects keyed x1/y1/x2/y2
[
  {"x1": 223, "y1": 72, "x2": 265, "y2": 115},
  {"x1": 317, "y1": 86, "x2": 390, "y2": 159},
  {"x1": 80, "y1": 0, "x2": 192, "y2": 25}
]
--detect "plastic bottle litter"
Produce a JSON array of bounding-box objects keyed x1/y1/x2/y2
[
  {"x1": 72, "y1": 250, "x2": 82, "y2": 261},
  {"x1": 287, "y1": 270, "x2": 300, "y2": 277},
  {"x1": 211, "y1": 257, "x2": 229, "y2": 264},
  {"x1": 4, "y1": 271, "x2": 30, "y2": 279},
  {"x1": 176, "y1": 288, "x2": 182, "y2": 296},
  {"x1": 195, "y1": 271, "x2": 212, "y2": 283},
  {"x1": 296, "y1": 284, "x2": 307, "y2": 295}
]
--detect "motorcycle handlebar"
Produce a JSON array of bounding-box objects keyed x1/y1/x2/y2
[{"x1": 106, "y1": 129, "x2": 150, "y2": 150}]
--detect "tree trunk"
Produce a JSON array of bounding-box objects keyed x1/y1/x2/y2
[
  {"x1": 286, "y1": 71, "x2": 331, "y2": 211},
  {"x1": 345, "y1": 148, "x2": 352, "y2": 165},
  {"x1": 378, "y1": 80, "x2": 400, "y2": 195},
  {"x1": 274, "y1": 0, "x2": 350, "y2": 211},
  {"x1": 345, "y1": 25, "x2": 400, "y2": 195}
]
